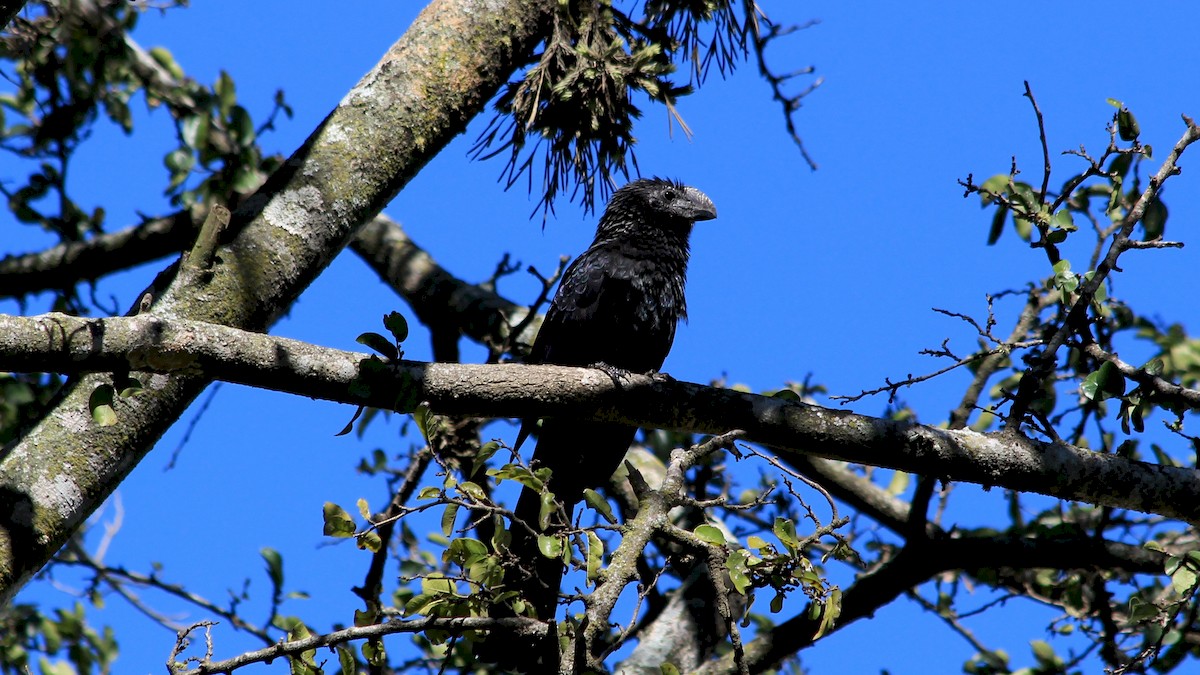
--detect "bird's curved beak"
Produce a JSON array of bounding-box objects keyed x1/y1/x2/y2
[{"x1": 683, "y1": 186, "x2": 718, "y2": 221}]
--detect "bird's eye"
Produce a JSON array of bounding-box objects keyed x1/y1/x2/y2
[{"x1": 661, "y1": 188, "x2": 677, "y2": 201}]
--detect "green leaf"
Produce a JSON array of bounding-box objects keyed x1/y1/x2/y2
[
  {"x1": 1084, "y1": 271, "x2": 1107, "y2": 306},
  {"x1": 586, "y1": 531, "x2": 604, "y2": 583},
  {"x1": 356, "y1": 332, "x2": 398, "y2": 361},
  {"x1": 357, "y1": 531, "x2": 383, "y2": 552},
  {"x1": 491, "y1": 464, "x2": 545, "y2": 491},
  {"x1": 771, "y1": 388, "x2": 801, "y2": 402},
  {"x1": 322, "y1": 503, "x2": 356, "y2": 537},
  {"x1": 583, "y1": 488, "x2": 616, "y2": 523},
  {"x1": 449, "y1": 537, "x2": 489, "y2": 561},
  {"x1": 770, "y1": 591, "x2": 785, "y2": 613},
  {"x1": 413, "y1": 404, "x2": 432, "y2": 443},
  {"x1": 1108, "y1": 152, "x2": 1133, "y2": 179},
  {"x1": 725, "y1": 549, "x2": 751, "y2": 594},
  {"x1": 1117, "y1": 107, "x2": 1140, "y2": 141},
  {"x1": 1127, "y1": 596, "x2": 1158, "y2": 622},
  {"x1": 774, "y1": 517, "x2": 799, "y2": 554},
  {"x1": 422, "y1": 574, "x2": 456, "y2": 596},
  {"x1": 886, "y1": 471, "x2": 910, "y2": 496},
  {"x1": 1106, "y1": 97, "x2": 1124, "y2": 109},
  {"x1": 537, "y1": 534, "x2": 563, "y2": 559},
  {"x1": 695, "y1": 524, "x2": 726, "y2": 546},
  {"x1": 1030, "y1": 640, "x2": 1056, "y2": 664},
  {"x1": 440, "y1": 502, "x2": 459, "y2": 537},
  {"x1": 1081, "y1": 362, "x2": 1126, "y2": 402},
  {"x1": 466, "y1": 556, "x2": 499, "y2": 584},
  {"x1": 215, "y1": 70, "x2": 237, "y2": 114},
  {"x1": 538, "y1": 490, "x2": 557, "y2": 531},
  {"x1": 986, "y1": 204, "x2": 1007, "y2": 245},
  {"x1": 1106, "y1": 174, "x2": 1124, "y2": 217},
  {"x1": 362, "y1": 638, "x2": 386, "y2": 666},
  {"x1": 491, "y1": 524, "x2": 511, "y2": 553},
  {"x1": 89, "y1": 384, "x2": 117, "y2": 426},
  {"x1": 353, "y1": 608, "x2": 377, "y2": 627},
  {"x1": 458, "y1": 481, "x2": 487, "y2": 501},
  {"x1": 1013, "y1": 215, "x2": 1032, "y2": 241},
  {"x1": 1052, "y1": 259, "x2": 1078, "y2": 295},
  {"x1": 1049, "y1": 209, "x2": 1076, "y2": 231},
  {"x1": 261, "y1": 547, "x2": 284, "y2": 589},
  {"x1": 473, "y1": 440, "x2": 500, "y2": 467},
  {"x1": 337, "y1": 644, "x2": 358, "y2": 674},
  {"x1": 230, "y1": 165, "x2": 261, "y2": 193},
  {"x1": 164, "y1": 147, "x2": 193, "y2": 173},
  {"x1": 1170, "y1": 559, "x2": 1198, "y2": 595},
  {"x1": 814, "y1": 588, "x2": 842, "y2": 639},
  {"x1": 229, "y1": 105, "x2": 256, "y2": 147},
  {"x1": 1142, "y1": 197, "x2": 1167, "y2": 240},
  {"x1": 180, "y1": 114, "x2": 210, "y2": 150},
  {"x1": 417, "y1": 486, "x2": 440, "y2": 500},
  {"x1": 1008, "y1": 181, "x2": 1038, "y2": 211},
  {"x1": 979, "y1": 174, "x2": 1008, "y2": 206},
  {"x1": 149, "y1": 46, "x2": 185, "y2": 80},
  {"x1": 384, "y1": 311, "x2": 409, "y2": 344}
]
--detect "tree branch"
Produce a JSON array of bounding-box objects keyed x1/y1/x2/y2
[
  {"x1": 171, "y1": 616, "x2": 547, "y2": 675},
  {"x1": 1081, "y1": 342, "x2": 1200, "y2": 410},
  {"x1": 0, "y1": 0, "x2": 558, "y2": 605},
  {"x1": 697, "y1": 534, "x2": 1167, "y2": 674},
  {"x1": 3, "y1": 312, "x2": 1198, "y2": 524},
  {"x1": 0, "y1": 0, "x2": 27, "y2": 33},
  {"x1": 350, "y1": 214, "x2": 539, "y2": 352},
  {"x1": 0, "y1": 209, "x2": 201, "y2": 300},
  {"x1": 1009, "y1": 115, "x2": 1200, "y2": 423}
]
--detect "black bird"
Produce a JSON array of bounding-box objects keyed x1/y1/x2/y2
[{"x1": 502, "y1": 177, "x2": 716, "y2": 638}]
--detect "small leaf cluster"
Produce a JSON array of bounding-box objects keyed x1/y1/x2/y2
[
  {"x1": 1, "y1": 2, "x2": 163, "y2": 241},
  {"x1": 963, "y1": 102, "x2": 1199, "y2": 444},
  {"x1": 158, "y1": 63, "x2": 291, "y2": 207},
  {"x1": 0, "y1": 602, "x2": 118, "y2": 675},
  {"x1": 0, "y1": 0, "x2": 291, "y2": 245},
  {"x1": 722, "y1": 517, "x2": 839, "y2": 634},
  {"x1": 473, "y1": 0, "x2": 757, "y2": 213}
]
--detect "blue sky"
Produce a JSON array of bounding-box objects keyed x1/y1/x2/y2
[{"x1": 5, "y1": 2, "x2": 1200, "y2": 673}]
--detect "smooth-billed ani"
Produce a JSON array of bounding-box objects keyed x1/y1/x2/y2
[{"x1": 501, "y1": 177, "x2": 716, "y2": 641}]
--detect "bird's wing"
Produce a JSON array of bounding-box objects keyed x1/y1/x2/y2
[{"x1": 529, "y1": 245, "x2": 633, "y2": 366}]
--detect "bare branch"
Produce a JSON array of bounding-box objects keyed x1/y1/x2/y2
[
  {"x1": 1023, "y1": 81, "x2": 1053, "y2": 203},
  {"x1": 749, "y1": 17, "x2": 821, "y2": 169},
  {"x1": 172, "y1": 616, "x2": 547, "y2": 675}
]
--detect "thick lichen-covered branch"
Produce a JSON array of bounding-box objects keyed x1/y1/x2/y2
[
  {"x1": 0, "y1": 0, "x2": 557, "y2": 605},
  {"x1": 3, "y1": 312, "x2": 1198, "y2": 525}
]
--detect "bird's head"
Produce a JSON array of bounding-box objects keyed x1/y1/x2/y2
[{"x1": 596, "y1": 177, "x2": 717, "y2": 242}]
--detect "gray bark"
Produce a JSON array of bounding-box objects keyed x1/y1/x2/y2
[
  {"x1": 3, "y1": 313, "x2": 1198, "y2": 526},
  {"x1": 0, "y1": 0, "x2": 555, "y2": 605}
]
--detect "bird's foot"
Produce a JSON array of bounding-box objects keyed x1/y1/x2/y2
[{"x1": 589, "y1": 361, "x2": 633, "y2": 387}]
